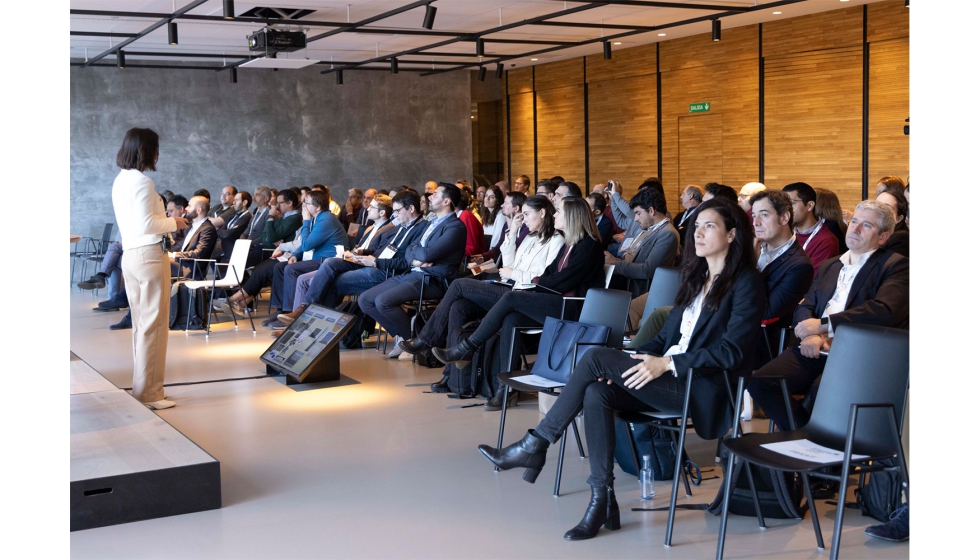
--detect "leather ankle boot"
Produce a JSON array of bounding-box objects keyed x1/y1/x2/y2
[
  {"x1": 485, "y1": 385, "x2": 518, "y2": 411},
  {"x1": 432, "y1": 338, "x2": 477, "y2": 368},
  {"x1": 564, "y1": 485, "x2": 621, "y2": 540},
  {"x1": 398, "y1": 337, "x2": 429, "y2": 355},
  {"x1": 477, "y1": 430, "x2": 549, "y2": 483}
]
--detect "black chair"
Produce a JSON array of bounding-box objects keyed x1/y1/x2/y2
[
  {"x1": 494, "y1": 288, "x2": 633, "y2": 496},
  {"x1": 630, "y1": 267, "x2": 682, "y2": 335},
  {"x1": 716, "y1": 325, "x2": 910, "y2": 560},
  {"x1": 74, "y1": 223, "x2": 114, "y2": 285}
]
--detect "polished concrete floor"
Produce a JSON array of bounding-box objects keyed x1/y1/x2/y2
[{"x1": 69, "y1": 288, "x2": 909, "y2": 559}]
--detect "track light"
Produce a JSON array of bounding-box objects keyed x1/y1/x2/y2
[
  {"x1": 712, "y1": 19, "x2": 721, "y2": 41},
  {"x1": 117, "y1": 50, "x2": 125, "y2": 68},
  {"x1": 422, "y1": 5, "x2": 437, "y2": 29},
  {"x1": 337, "y1": 70, "x2": 343, "y2": 85},
  {"x1": 168, "y1": 21, "x2": 178, "y2": 45},
  {"x1": 223, "y1": 0, "x2": 235, "y2": 19},
  {"x1": 495, "y1": 63, "x2": 503, "y2": 79},
  {"x1": 476, "y1": 38, "x2": 485, "y2": 56},
  {"x1": 231, "y1": 67, "x2": 238, "y2": 83},
  {"x1": 478, "y1": 66, "x2": 487, "y2": 81},
  {"x1": 603, "y1": 41, "x2": 612, "y2": 60},
  {"x1": 391, "y1": 57, "x2": 398, "y2": 74}
]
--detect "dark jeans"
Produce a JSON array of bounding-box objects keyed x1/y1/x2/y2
[
  {"x1": 417, "y1": 278, "x2": 510, "y2": 347},
  {"x1": 358, "y1": 272, "x2": 450, "y2": 339},
  {"x1": 746, "y1": 346, "x2": 827, "y2": 431},
  {"x1": 300, "y1": 259, "x2": 382, "y2": 308},
  {"x1": 533, "y1": 348, "x2": 686, "y2": 488}
]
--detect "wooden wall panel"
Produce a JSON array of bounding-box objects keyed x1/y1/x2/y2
[
  {"x1": 867, "y1": 0, "x2": 910, "y2": 43},
  {"x1": 868, "y1": 38, "x2": 910, "y2": 192},
  {"x1": 764, "y1": 46, "x2": 864, "y2": 212},
  {"x1": 660, "y1": 25, "x2": 758, "y2": 72},
  {"x1": 661, "y1": 58, "x2": 759, "y2": 214},
  {"x1": 762, "y1": 6, "x2": 863, "y2": 57},
  {"x1": 678, "y1": 114, "x2": 724, "y2": 192},
  {"x1": 535, "y1": 58, "x2": 584, "y2": 91},
  {"x1": 586, "y1": 43, "x2": 658, "y2": 83},
  {"x1": 507, "y1": 67, "x2": 533, "y2": 95},
  {"x1": 508, "y1": 92, "x2": 535, "y2": 182},
  {"x1": 500, "y1": 96, "x2": 509, "y2": 182},
  {"x1": 536, "y1": 85, "x2": 586, "y2": 186},
  {"x1": 588, "y1": 74, "x2": 658, "y2": 196}
]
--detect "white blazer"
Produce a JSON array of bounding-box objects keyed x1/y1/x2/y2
[
  {"x1": 111, "y1": 169, "x2": 176, "y2": 251},
  {"x1": 500, "y1": 230, "x2": 565, "y2": 285}
]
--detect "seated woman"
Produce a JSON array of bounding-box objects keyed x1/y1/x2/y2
[
  {"x1": 481, "y1": 186, "x2": 507, "y2": 248},
  {"x1": 477, "y1": 199, "x2": 766, "y2": 541},
  {"x1": 400, "y1": 197, "x2": 605, "y2": 405}
]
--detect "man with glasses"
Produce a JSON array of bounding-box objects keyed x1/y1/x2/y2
[
  {"x1": 738, "y1": 182, "x2": 767, "y2": 215},
  {"x1": 783, "y1": 182, "x2": 839, "y2": 270},
  {"x1": 513, "y1": 175, "x2": 531, "y2": 194},
  {"x1": 247, "y1": 189, "x2": 302, "y2": 267},
  {"x1": 277, "y1": 194, "x2": 400, "y2": 324}
]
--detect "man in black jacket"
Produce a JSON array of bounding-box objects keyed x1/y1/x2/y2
[
  {"x1": 748, "y1": 200, "x2": 909, "y2": 430},
  {"x1": 169, "y1": 196, "x2": 217, "y2": 280},
  {"x1": 214, "y1": 191, "x2": 253, "y2": 262},
  {"x1": 359, "y1": 184, "x2": 468, "y2": 351}
]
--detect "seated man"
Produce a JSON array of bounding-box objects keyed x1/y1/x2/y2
[
  {"x1": 207, "y1": 185, "x2": 238, "y2": 226},
  {"x1": 214, "y1": 191, "x2": 252, "y2": 262},
  {"x1": 246, "y1": 189, "x2": 303, "y2": 267},
  {"x1": 747, "y1": 200, "x2": 909, "y2": 431},
  {"x1": 607, "y1": 178, "x2": 667, "y2": 255},
  {"x1": 587, "y1": 193, "x2": 614, "y2": 248},
  {"x1": 876, "y1": 189, "x2": 909, "y2": 258},
  {"x1": 784, "y1": 182, "x2": 839, "y2": 271},
  {"x1": 475, "y1": 191, "x2": 528, "y2": 265},
  {"x1": 359, "y1": 184, "x2": 467, "y2": 353},
  {"x1": 169, "y1": 196, "x2": 216, "y2": 280},
  {"x1": 606, "y1": 188, "x2": 679, "y2": 297},
  {"x1": 277, "y1": 193, "x2": 401, "y2": 323},
  {"x1": 674, "y1": 184, "x2": 703, "y2": 244},
  {"x1": 166, "y1": 195, "x2": 190, "y2": 249}
]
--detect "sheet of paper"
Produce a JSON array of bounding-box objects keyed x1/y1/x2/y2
[
  {"x1": 761, "y1": 439, "x2": 869, "y2": 464},
  {"x1": 509, "y1": 374, "x2": 565, "y2": 389}
]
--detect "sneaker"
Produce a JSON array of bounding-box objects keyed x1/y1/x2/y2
[
  {"x1": 397, "y1": 351, "x2": 414, "y2": 361},
  {"x1": 266, "y1": 319, "x2": 289, "y2": 330},
  {"x1": 213, "y1": 299, "x2": 233, "y2": 315},
  {"x1": 386, "y1": 336, "x2": 404, "y2": 359},
  {"x1": 144, "y1": 399, "x2": 176, "y2": 410},
  {"x1": 78, "y1": 274, "x2": 106, "y2": 290},
  {"x1": 261, "y1": 315, "x2": 281, "y2": 327},
  {"x1": 864, "y1": 504, "x2": 909, "y2": 542},
  {"x1": 277, "y1": 304, "x2": 308, "y2": 325}
]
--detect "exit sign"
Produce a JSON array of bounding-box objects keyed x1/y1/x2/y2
[{"x1": 689, "y1": 102, "x2": 711, "y2": 113}]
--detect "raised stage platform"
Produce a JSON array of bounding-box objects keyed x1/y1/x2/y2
[{"x1": 70, "y1": 353, "x2": 221, "y2": 531}]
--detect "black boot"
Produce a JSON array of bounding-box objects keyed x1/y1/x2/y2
[
  {"x1": 432, "y1": 339, "x2": 477, "y2": 368},
  {"x1": 485, "y1": 385, "x2": 518, "y2": 411},
  {"x1": 478, "y1": 430, "x2": 549, "y2": 483},
  {"x1": 78, "y1": 273, "x2": 107, "y2": 290},
  {"x1": 398, "y1": 337, "x2": 429, "y2": 355},
  {"x1": 430, "y1": 375, "x2": 450, "y2": 393},
  {"x1": 110, "y1": 312, "x2": 133, "y2": 330},
  {"x1": 564, "y1": 485, "x2": 621, "y2": 541}
]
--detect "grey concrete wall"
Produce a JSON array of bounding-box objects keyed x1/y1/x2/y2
[{"x1": 70, "y1": 64, "x2": 473, "y2": 238}]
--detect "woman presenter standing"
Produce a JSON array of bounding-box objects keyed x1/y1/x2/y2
[{"x1": 112, "y1": 128, "x2": 188, "y2": 409}]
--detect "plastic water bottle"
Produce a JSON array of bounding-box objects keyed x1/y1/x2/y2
[{"x1": 640, "y1": 455, "x2": 655, "y2": 500}]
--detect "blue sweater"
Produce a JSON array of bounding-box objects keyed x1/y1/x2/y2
[{"x1": 298, "y1": 212, "x2": 347, "y2": 260}]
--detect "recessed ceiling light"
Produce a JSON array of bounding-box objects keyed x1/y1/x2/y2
[
  {"x1": 773, "y1": 11, "x2": 782, "y2": 15},
  {"x1": 613, "y1": 42, "x2": 622, "y2": 45},
  {"x1": 658, "y1": 33, "x2": 666, "y2": 36},
  {"x1": 531, "y1": 58, "x2": 538, "y2": 61}
]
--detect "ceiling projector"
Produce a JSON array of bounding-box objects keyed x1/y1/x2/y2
[{"x1": 247, "y1": 28, "x2": 307, "y2": 53}]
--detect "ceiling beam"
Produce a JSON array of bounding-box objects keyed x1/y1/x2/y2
[
  {"x1": 79, "y1": 0, "x2": 210, "y2": 67},
  {"x1": 114, "y1": 50, "x2": 466, "y2": 66},
  {"x1": 70, "y1": 31, "x2": 139, "y2": 38},
  {"x1": 532, "y1": 21, "x2": 659, "y2": 31},
  {"x1": 306, "y1": 1, "x2": 433, "y2": 42},
  {"x1": 541, "y1": 0, "x2": 752, "y2": 10}
]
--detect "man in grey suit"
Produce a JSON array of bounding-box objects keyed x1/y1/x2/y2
[
  {"x1": 245, "y1": 187, "x2": 272, "y2": 243},
  {"x1": 605, "y1": 188, "x2": 680, "y2": 297},
  {"x1": 359, "y1": 183, "x2": 468, "y2": 352}
]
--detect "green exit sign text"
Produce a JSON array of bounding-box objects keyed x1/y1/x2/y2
[{"x1": 689, "y1": 102, "x2": 711, "y2": 113}]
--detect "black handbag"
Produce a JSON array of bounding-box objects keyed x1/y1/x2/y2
[{"x1": 529, "y1": 316, "x2": 610, "y2": 384}]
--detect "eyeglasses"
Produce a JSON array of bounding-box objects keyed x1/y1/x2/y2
[
  {"x1": 368, "y1": 204, "x2": 380, "y2": 210},
  {"x1": 788, "y1": 198, "x2": 804, "y2": 205},
  {"x1": 392, "y1": 206, "x2": 406, "y2": 213}
]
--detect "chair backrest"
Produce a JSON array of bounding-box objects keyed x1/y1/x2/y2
[
  {"x1": 579, "y1": 288, "x2": 633, "y2": 347},
  {"x1": 602, "y1": 264, "x2": 616, "y2": 289},
  {"x1": 98, "y1": 223, "x2": 114, "y2": 253},
  {"x1": 640, "y1": 267, "x2": 682, "y2": 324},
  {"x1": 806, "y1": 324, "x2": 909, "y2": 457},
  {"x1": 223, "y1": 239, "x2": 253, "y2": 283}
]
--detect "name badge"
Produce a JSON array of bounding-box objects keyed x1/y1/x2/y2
[
  {"x1": 618, "y1": 237, "x2": 635, "y2": 255},
  {"x1": 378, "y1": 245, "x2": 397, "y2": 259},
  {"x1": 303, "y1": 250, "x2": 314, "y2": 261}
]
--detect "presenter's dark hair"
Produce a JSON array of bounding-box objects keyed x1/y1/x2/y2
[
  {"x1": 392, "y1": 190, "x2": 422, "y2": 214},
  {"x1": 676, "y1": 199, "x2": 755, "y2": 312},
  {"x1": 629, "y1": 187, "x2": 667, "y2": 214},
  {"x1": 116, "y1": 127, "x2": 159, "y2": 172},
  {"x1": 437, "y1": 182, "x2": 462, "y2": 211},
  {"x1": 523, "y1": 195, "x2": 558, "y2": 243}
]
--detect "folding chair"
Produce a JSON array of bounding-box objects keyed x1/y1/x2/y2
[{"x1": 493, "y1": 288, "x2": 633, "y2": 496}]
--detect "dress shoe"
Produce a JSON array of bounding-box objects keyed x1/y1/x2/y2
[
  {"x1": 398, "y1": 337, "x2": 429, "y2": 355},
  {"x1": 478, "y1": 430, "x2": 549, "y2": 483},
  {"x1": 485, "y1": 386, "x2": 518, "y2": 411},
  {"x1": 110, "y1": 313, "x2": 133, "y2": 330},
  {"x1": 564, "y1": 485, "x2": 621, "y2": 540},
  {"x1": 864, "y1": 504, "x2": 909, "y2": 542},
  {"x1": 78, "y1": 273, "x2": 106, "y2": 290},
  {"x1": 277, "y1": 303, "x2": 308, "y2": 325},
  {"x1": 143, "y1": 399, "x2": 176, "y2": 410},
  {"x1": 432, "y1": 339, "x2": 477, "y2": 368},
  {"x1": 430, "y1": 375, "x2": 450, "y2": 393},
  {"x1": 97, "y1": 294, "x2": 130, "y2": 311}
]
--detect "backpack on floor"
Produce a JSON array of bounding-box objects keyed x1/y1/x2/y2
[
  {"x1": 446, "y1": 320, "x2": 500, "y2": 398},
  {"x1": 707, "y1": 458, "x2": 805, "y2": 519},
  {"x1": 855, "y1": 457, "x2": 904, "y2": 523},
  {"x1": 613, "y1": 422, "x2": 677, "y2": 480},
  {"x1": 336, "y1": 299, "x2": 375, "y2": 349},
  {"x1": 169, "y1": 282, "x2": 208, "y2": 330}
]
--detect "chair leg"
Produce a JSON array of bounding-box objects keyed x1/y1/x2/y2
[
  {"x1": 627, "y1": 423, "x2": 642, "y2": 476},
  {"x1": 743, "y1": 462, "x2": 767, "y2": 529},
  {"x1": 554, "y1": 428, "x2": 567, "y2": 497},
  {"x1": 570, "y1": 414, "x2": 586, "y2": 459},
  {"x1": 715, "y1": 452, "x2": 738, "y2": 560},
  {"x1": 800, "y1": 472, "x2": 825, "y2": 549},
  {"x1": 665, "y1": 372, "x2": 694, "y2": 547},
  {"x1": 830, "y1": 406, "x2": 861, "y2": 560},
  {"x1": 494, "y1": 386, "x2": 510, "y2": 473},
  {"x1": 667, "y1": 425, "x2": 692, "y2": 496},
  {"x1": 205, "y1": 289, "x2": 215, "y2": 337}
]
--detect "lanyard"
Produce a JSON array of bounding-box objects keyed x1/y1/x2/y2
[
  {"x1": 798, "y1": 219, "x2": 825, "y2": 251},
  {"x1": 394, "y1": 217, "x2": 422, "y2": 249}
]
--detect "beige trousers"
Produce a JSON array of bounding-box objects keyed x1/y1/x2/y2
[{"x1": 122, "y1": 243, "x2": 170, "y2": 403}]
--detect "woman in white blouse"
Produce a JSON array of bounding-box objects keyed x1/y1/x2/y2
[
  {"x1": 481, "y1": 186, "x2": 507, "y2": 248},
  {"x1": 478, "y1": 199, "x2": 767, "y2": 541},
  {"x1": 111, "y1": 128, "x2": 188, "y2": 410}
]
